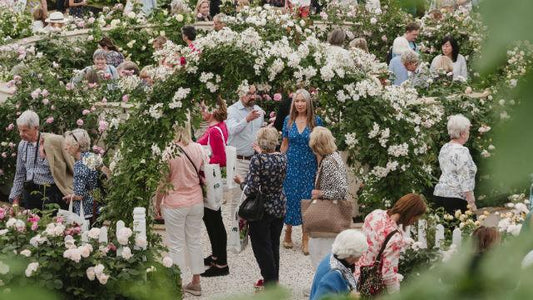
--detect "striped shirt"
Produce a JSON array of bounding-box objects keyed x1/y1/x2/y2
[{"x1": 9, "y1": 138, "x2": 55, "y2": 201}]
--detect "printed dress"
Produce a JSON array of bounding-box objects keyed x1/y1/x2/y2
[
  {"x1": 282, "y1": 115, "x2": 323, "y2": 226},
  {"x1": 73, "y1": 152, "x2": 99, "y2": 219},
  {"x1": 354, "y1": 209, "x2": 405, "y2": 293}
]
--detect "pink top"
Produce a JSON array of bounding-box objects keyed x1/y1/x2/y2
[
  {"x1": 162, "y1": 142, "x2": 205, "y2": 209},
  {"x1": 197, "y1": 122, "x2": 229, "y2": 167},
  {"x1": 354, "y1": 209, "x2": 405, "y2": 293}
]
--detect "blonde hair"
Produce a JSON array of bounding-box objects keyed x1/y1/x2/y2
[
  {"x1": 65, "y1": 129, "x2": 91, "y2": 152},
  {"x1": 140, "y1": 65, "x2": 155, "y2": 79},
  {"x1": 256, "y1": 127, "x2": 279, "y2": 152},
  {"x1": 401, "y1": 50, "x2": 420, "y2": 65},
  {"x1": 434, "y1": 55, "x2": 454, "y2": 73},
  {"x1": 195, "y1": 0, "x2": 210, "y2": 14},
  {"x1": 174, "y1": 122, "x2": 192, "y2": 146},
  {"x1": 309, "y1": 126, "x2": 337, "y2": 156},
  {"x1": 288, "y1": 89, "x2": 316, "y2": 130},
  {"x1": 349, "y1": 38, "x2": 368, "y2": 53}
]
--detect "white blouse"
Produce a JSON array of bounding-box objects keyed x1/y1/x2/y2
[
  {"x1": 430, "y1": 54, "x2": 468, "y2": 81},
  {"x1": 434, "y1": 142, "x2": 477, "y2": 200}
]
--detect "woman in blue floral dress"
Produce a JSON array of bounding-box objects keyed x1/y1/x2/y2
[
  {"x1": 62, "y1": 129, "x2": 100, "y2": 222},
  {"x1": 280, "y1": 89, "x2": 322, "y2": 255}
]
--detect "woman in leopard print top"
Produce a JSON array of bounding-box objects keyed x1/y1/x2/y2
[{"x1": 308, "y1": 126, "x2": 349, "y2": 268}]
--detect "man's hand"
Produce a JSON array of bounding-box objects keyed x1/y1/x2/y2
[{"x1": 246, "y1": 110, "x2": 261, "y2": 123}]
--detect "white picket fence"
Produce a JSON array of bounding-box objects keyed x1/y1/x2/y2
[
  {"x1": 404, "y1": 220, "x2": 463, "y2": 249},
  {"x1": 79, "y1": 207, "x2": 147, "y2": 250}
]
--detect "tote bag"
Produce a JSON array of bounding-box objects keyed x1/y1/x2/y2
[
  {"x1": 203, "y1": 126, "x2": 237, "y2": 189},
  {"x1": 228, "y1": 187, "x2": 249, "y2": 254},
  {"x1": 58, "y1": 199, "x2": 89, "y2": 232}
]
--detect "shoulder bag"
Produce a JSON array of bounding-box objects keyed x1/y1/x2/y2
[
  {"x1": 301, "y1": 154, "x2": 352, "y2": 236},
  {"x1": 357, "y1": 230, "x2": 399, "y2": 297},
  {"x1": 237, "y1": 156, "x2": 265, "y2": 222}
]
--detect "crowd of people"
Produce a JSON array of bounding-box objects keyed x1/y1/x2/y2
[{"x1": 4, "y1": 1, "x2": 511, "y2": 299}]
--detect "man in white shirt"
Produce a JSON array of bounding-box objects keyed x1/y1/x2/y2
[{"x1": 226, "y1": 84, "x2": 264, "y2": 196}]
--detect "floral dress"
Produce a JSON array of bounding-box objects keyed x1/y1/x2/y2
[
  {"x1": 282, "y1": 115, "x2": 323, "y2": 225},
  {"x1": 73, "y1": 152, "x2": 99, "y2": 219},
  {"x1": 433, "y1": 142, "x2": 477, "y2": 200},
  {"x1": 354, "y1": 209, "x2": 405, "y2": 293},
  {"x1": 241, "y1": 153, "x2": 287, "y2": 218}
]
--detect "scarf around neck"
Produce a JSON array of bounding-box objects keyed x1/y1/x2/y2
[{"x1": 330, "y1": 254, "x2": 357, "y2": 291}]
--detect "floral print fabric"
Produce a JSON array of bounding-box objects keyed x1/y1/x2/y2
[
  {"x1": 282, "y1": 115, "x2": 323, "y2": 225},
  {"x1": 316, "y1": 152, "x2": 347, "y2": 200},
  {"x1": 433, "y1": 142, "x2": 477, "y2": 200},
  {"x1": 355, "y1": 209, "x2": 404, "y2": 293},
  {"x1": 241, "y1": 153, "x2": 287, "y2": 218},
  {"x1": 73, "y1": 152, "x2": 99, "y2": 218}
]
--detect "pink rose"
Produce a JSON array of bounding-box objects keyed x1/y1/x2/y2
[
  {"x1": 93, "y1": 145, "x2": 104, "y2": 154},
  {"x1": 273, "y1": 93, "x2": 282, "y2": 101},
  {"x1": 46, "y1": 117, "x2": 54, "y2": 124},
  {"x1": 269, "y1": 111, "x2": 276, "y2": 118},
  {"x1": 91, "y1": 106, "x2": 96, "y2": 112},
  {"x1": 263, "y1": 94, "x2": 272, "y2": 101},
  {"x1": 56, "y1": 216, "x2": 64, "y2": 224},
  {"x1": 381, "y1": 35, "x2": 388, "y2": 42},
  {"x1": 14, "y1": 75, "x2": 22, "y2": 82},
  {"x1": 122, "y1": 94, "x2": 129, "y2": 102},
  {"x1": 82, "y1": 109, "x2": 90, "y2": 115},
  {"x1": 76, "y1": 119, "x2": 84, "y2": 126},
  {"x1": 31, "y1": 222, "x2": 39, "y2": 231},
  {"x1": 0, "y1": 169, "x2": 3, "y2": 176},
  {"x1": 30, "y1": 90, "x2": 40, "y2": 99},
  {"x1": 11, "y1": 153, "x2": 16, "y2": 157},
  {"x1": 107, "y1": 243, "x2": 117, "y2": 252},
  {"x1": 98, "y1": 120, "x2": 108, "y2": 132},
  {"x1": 66, "y1": 83, "x2": 74, "y2": 90},
  {"x1": 51, "y1": 105, "x2": 56, "y2": 110},
  {"x1": 6, "y1": 123, "x2": 14, "y2": 131},
  {"x1": 41, "y1": 89, "x2": 49, "y2": 97},
  {"x1": 0, "y1": 208, "x2": 5, "y2": 219},
  {"x1": 101, "y1": 97, "x2": 107, "y2": 103},
  {"x1": 42, "y1": 98, "x2": 49, "y2": 105},
  {"x1": 88, "y1": 83, "x2": 98, "y2": 88},
  {"x1": 1, "y1": 152, "x2": 6, "y2": 158}
]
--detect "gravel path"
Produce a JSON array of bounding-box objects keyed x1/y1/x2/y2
[{"x1": 157, "y1": 190, "x2": 315, "y2": 300}]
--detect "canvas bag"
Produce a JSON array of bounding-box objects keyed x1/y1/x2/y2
[
  {"x1": 58, "y1": 199, "x2": 89, "y2": 232},
  {"x1": 203, "y1": 125, "x2": 237, "y2": 189},
  {"x1": 301, "y1": 153, "x2": 352, "y2": 235},
  {"x1": 202, "y1": 126, "x2": 228, "y2": 210},
  {"x1": 228, "y1": 186, "x2": 249, "y2": 254}
]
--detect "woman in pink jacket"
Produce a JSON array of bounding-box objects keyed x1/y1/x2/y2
[
  {"x1": 196, "y1": 97, "x2": 230, "y2": 277},
  {"x1": 155, "y1": 124, "x2": 206, "y2": 296}
]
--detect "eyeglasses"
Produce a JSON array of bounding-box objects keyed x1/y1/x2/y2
[{"x1": 70, "y1": 132, "x2": 79, "y2": 143}]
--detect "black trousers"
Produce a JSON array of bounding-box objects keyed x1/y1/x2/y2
[
  {"x1": 248, "y1": 214, "x2": 284, "y2": 285},
  {"x1": 203, "y1": 207, "x2": 228, "y2": 265},
  {"x1": 56, "y1": 0, "x2": 66, "y2": 12},
  {"x1": 432, "y1": 195, "x2": 468, "y2": 215},
  {"x1": 22, "y1": 183, "x2": 67, "y2": 212}
]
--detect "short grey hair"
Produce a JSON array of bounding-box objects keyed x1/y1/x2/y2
[
  {"x1": 93, "y1": 49, "x2": 107, "y2": 61},
  {"x1": 401, "y1": 50, "x2": 419, "y2": 65},
  {"x1": 331, "y1": 229, "x2": 368, "y2": 260},
  {"x1": 65, "y1": 129, "x2": 91, "y2": 152},
  {"x1": 447, "y1": 114, "x2": 471, "y2": 139},
  {"x1": 294, "y1": 88, "x2": 311, "y2": 102},
  {"x1": 16, "y1": 110, "x2": 40, "y2": 128},
  {"x1": 256, "y1": 127, "x2": 278, "y2": 152},
  {"x1": 328, "y1": 28, "x2": 346, "y2": 46},
  {"x1": 213, "y1": 13, "x2": 226, "y2": 23}
]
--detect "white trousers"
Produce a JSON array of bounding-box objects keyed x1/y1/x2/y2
[
  {"x1": 309, "y1": 237, "x2": 336, "y2": 269},
  {"x1": 163, "y1": 203, "x2": 204, "y2": 275}
]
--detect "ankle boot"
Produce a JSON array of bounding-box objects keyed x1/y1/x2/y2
[
  {"x1": 302, "y1": 230, "x2": 309, "y2": 255},
  {"x1": 283, "y1": 226, "x2": 293, "y2": 249}
]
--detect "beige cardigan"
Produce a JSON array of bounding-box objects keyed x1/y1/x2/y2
[{"x1": 42, "y1": 133, "x2": 75, "y2": 196}]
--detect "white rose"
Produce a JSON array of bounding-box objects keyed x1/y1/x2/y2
[
  {"x1": 25, "y1": 262, "x2": 39, "y2": 277},
  {"x1": 64, "y1": 235, "x2": 76, "y2": 249},
  {"x1": 0, "y1": 261, "x2": 9, "y2": 275},
  {"x1": 176, "y1": 14, "x2": 184, "y2": 22},
  {"x1": 79, "y1": 244, "x2": 93, "y2": 258},
  {"x1": 20, "y1": 250, "x2": 31, "y2": 257},
  {"x1": 86, "y1": 267, "x2": 96, "y2": 281},
  {"x1": 6, "y1": 218, "x2": 16, "y2": 228},
  {"x1": 97, "y1": 273, "x2": 109, "y2": 285},
  {"x1": 63, "y1": 248, "x2": 82, "y2": 263},
  {"x1": 0, "y1": 229, "x2": 7, "y2": 235},
  {"x1": 88, "y1": 228, "x2": 101, "y2": 239},
  {"x1": 162, "y1": 256, "x2": 173, "y2": 268},
  {"x1": 121, "y1": 247, "x2": 133, "y2": 260},
  {"x1": 94, "y1": 264, "x2": 105, "y2": 275},
  {"x1": 135, "y1": 236, "x2": 147, "y2": 249}
]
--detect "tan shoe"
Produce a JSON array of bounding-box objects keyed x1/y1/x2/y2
[
  {"x1": 184, "y1": 282, "x2": 202, "y2": 296},
  {"x1": 282, "y1": 240, "x2": 294, "y2": 249},
  {"x1": 283, "y1": 226, "x2": 293, "y2": 249}
]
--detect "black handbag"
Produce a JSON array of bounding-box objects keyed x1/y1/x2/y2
[{"x1": 238, "y1": 156, "x2": 265, "y2": 222}]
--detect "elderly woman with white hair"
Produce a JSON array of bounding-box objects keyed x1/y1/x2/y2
[
  {"x1": 62, "y1": 129, "x2": 99, "y2": 221},
  {"x1": 389, "y1": 50, "x2": 420, "y2": 86},
  {"x1": 234, "y1": 127, "x2": 288, "y2": 289},
  {"x1": 433, "y1": 114, "x2": 477, "y2": 213},
  {"x1": 309, "y1": 229, "x2": 368, "y2": 300}
]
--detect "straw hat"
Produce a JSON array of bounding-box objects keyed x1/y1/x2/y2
[{"x1": 45, "y1": 11, "x2": 66, "y2": 23}]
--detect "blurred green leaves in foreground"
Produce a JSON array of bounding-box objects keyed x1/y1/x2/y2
[{"x1": 477, "y1": 0, "x2": 533, "y2": 191}]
